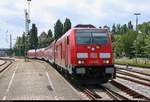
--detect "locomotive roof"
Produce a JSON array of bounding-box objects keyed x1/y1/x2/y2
[
  {"x1": 56, "y1": 27, "x2": 109, "y2": 42},
  {"x1": 36, "y1": 48, "x2": 45, "y2": 51},
  {"x1": 44, "y1": 40, "x2": 56, "y2": 50},
  {"x1": 28, "y1": 49, "x2": 35, "y2": 52},
  {"x1": 73, "y1": 27, "x2": 109, "y2": 32},
  {"x1": 73, "y1": 27, "x2": 108, "y2": 32}
]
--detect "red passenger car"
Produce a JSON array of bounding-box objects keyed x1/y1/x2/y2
[
  {"x1": 35, "y1": 48, "x2": 45, "y2": 59},
  {"x1": 43, "y1": 40, "x2": 56, "y2": 63},
  {"x1": 27, "y1": 49, "x2": 36, "y2": 58}
]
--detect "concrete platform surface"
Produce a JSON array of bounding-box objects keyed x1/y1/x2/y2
[
  {"x1": 0, "y1": 59, "x2": 81, "y2": 100},
  {"x1": 0, "y1": 60, "x2": 5, "y2": 65}
]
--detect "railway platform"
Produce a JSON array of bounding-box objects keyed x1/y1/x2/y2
[
  {"x1": 0, "y1": 58, "x2": 81, "y2": 100},
  {"x1": 0, "y1": 60, "x2": 5, "y2": 65}
]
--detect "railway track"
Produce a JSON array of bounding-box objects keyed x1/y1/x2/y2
[
  {"x1": 116, "y1": 67, "x2": 150, "y2": 77},
  {"x1": 116, "y1": 69, "x2": 150, "y2": 87},
  {"x1": 0, "y1": 60, "x2": 7, "y2": 66},
  {"x1": 36, "y1": 59, "x2": 149, "y2": 100},
  {"x1": 82, "y1": 87, "x2": 102, "y2": 100},
  {"x1": 77, "y1": 85, "x2": 131, "y2": 100},
  {"x1": 101, "y1": 85, "x2": 130, "y2": 100},
  {"x1": 0, "y1": 60, "x2": 13, "y2": 73},
  {"x1": 117, "y1": 70, "x2": 150, "y2": 82},
  {"x1": 116, "y1": 74, "x2": 150, "y2": 87},
  {"x1": 110, "y1": 80, "x2": 150, "y2": 100}
]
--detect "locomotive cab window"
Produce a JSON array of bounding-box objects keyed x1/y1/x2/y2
[
  {"x1": 76, "y1": 31, "x2": 108, "y2": 44},
  {"x1": 76, "y1": 32, "x2": 92, "y2": 44},
  {"x1": 92, "y1": 33, "x2": 108, "y2": 44}
]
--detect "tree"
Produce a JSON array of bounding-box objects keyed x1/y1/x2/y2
[
  {"x1": 128, "y1": 21, "x2": 133, "y2": 30},
  {"x1": 38, "y1": 32, "x2": 54, "y2": 48},
  {"x1": 113, "y1": 35, "x2": 124, "y2": 57},
  {"x1": 133, "y1": 33, "x2": 146, "y2": 57},
  {"x1": 121, "y1": 24, "x2": 127, "y2": 33},
  {"x1": 14, "y1": 36, "x2": 24, "y2": 56},
  {"x1": 143, "y1": 34, "x2": 150, "y2": 58},
  {"x1": 22, "y1": 33, "x2": 26, "y2": 56},
  {"x1": 63, "y1": 18, "x2": 71, "y2": 34},
  {"x1": 48, "y1": 29, "x2": 53, "y2": 38},
  {"x1": 122, "y1": 30, "x2": 137, "y2": 58},
  {"x1": 116, "y1": 24, "x2": 121, "y2": 34},
  {"x1": 139, "y1": 22, "x2": 150, "y2": 34},
  {"x1": 54, "y1": 19, "x2": 63, "y2": 39},
  {"x1": 29, "y1": 24, "x2": 38, "y2": 49},
  {"x1": 112, "y1": 24, "x2": 116, "y2": 34}
]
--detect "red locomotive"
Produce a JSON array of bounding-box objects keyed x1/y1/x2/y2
[{"x1": 27, "y1": 25, "x2": 116, "y2": 84}]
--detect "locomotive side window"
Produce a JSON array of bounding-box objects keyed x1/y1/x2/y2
[
  {"x1": 67, "y1": 36, "x2": 69, "y2": 45},
  {"x1": 60, "y1": 43, "x2": 62, "y2": 59}
]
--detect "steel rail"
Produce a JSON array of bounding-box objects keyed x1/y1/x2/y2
[
  {"x1": 110, "y1": 80, "x2": 150, "y2": 100},
  {"x1": 117, "y1": 70, "x2": 150, "y2": 82},
  {"x1": 101, "y1": 86, "x2": 130, "y2": 100},
  {"x1": 116, "y1": 74, "x2": 150, "y2": 87},
  {"x1": 116, "y1": 67, "x2": 150, "y2": 77},
  {"x1": 0, "y1": 60, "x2": 12, "y2": 73},
  {"x1": 0, "y1": 60, "x2": 7, "y2": 66}
]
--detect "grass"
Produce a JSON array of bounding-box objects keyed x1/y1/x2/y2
[{"x1": 115, "y1": 57, "x2": 150, "y2": 68}]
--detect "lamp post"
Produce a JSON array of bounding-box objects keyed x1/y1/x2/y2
[
  {"x1": 25, "y1": 0, "x2": 31, "y2": 62},
  {"x1": 134, "y1": 13, "x2": 141, "y2": 63},
  {"x1": 10, "y1": 34, "x2": 12, "y2": 57}
]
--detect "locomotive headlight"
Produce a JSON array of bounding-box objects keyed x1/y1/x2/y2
[
  {"x1": 96, "y1": 45, "x2": 100, "y2": 49},
  {"x1": 91, "y1": 47, "x2": 95, "y2": 51},
  {"x1": 81, "y1": 60, "x2": 85, "y2": 64},
  {"x1": 87, "y1": 46, "x2": 91, "y2": 49},
  {"x1": 78, "y1": 60, "x2": 82, "y2": 64},
  {"x1": 106, "y1": 60, "x2": 109, "y2": 64},
  {"x1": 103, "y1": 60, "x2": 109, "y2": 64},
  {"x1": 78, "y1": 60, "x2": 85, "y2": 64}
]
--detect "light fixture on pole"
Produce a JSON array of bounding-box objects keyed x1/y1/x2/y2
[
  {"x1": 134, "y1": 13, "x2": 141, "y2": 31},
  {"x1": 24, "y1": 0, "x2": 31, "y2": 62},
  {"x1": 134, "y1": 13, "x2": 141, "y2": 63}
]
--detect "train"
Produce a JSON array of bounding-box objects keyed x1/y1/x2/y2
[{"x1": 27, "y1": 25, "x2": 116, "y2": 84}]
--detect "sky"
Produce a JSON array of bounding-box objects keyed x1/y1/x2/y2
[{"x1": 0, "y1": 0, "x2": 150, "y2": 48}]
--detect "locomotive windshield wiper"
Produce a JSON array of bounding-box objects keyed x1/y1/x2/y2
[{"x1": 91, "y1": 32, "x2": 94, "y2": 44}]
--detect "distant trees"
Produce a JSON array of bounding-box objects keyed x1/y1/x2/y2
[
  {"x1": 63, "y1": 18, "x2": 71, "y2": 34},
  {"x1": 38, "y1": 32, "x2": 54, "y2": 48},
  {"x1": 54, "y1": 19, "x2": 63, "y2": 39},
  {"x1": 29, "y1": 24, "x2": 38, "y2": 49},
  {"x1": 14, "y1": 24, "x2": 38, "y2": 56},
  {"x1": 48, "y1": 29, "x2": 53, "y2": 38},
  {"x1": 128, "y1": 21, "x2": 133, "y2": 30},
  {"x1": 112, "y1": 21, "x2": 150, "y2": 59},
  {"x1": 14, "y1": 32, "x2": 26, "y2": 56},
  {"x1": 13, "y1": 18, "x2": 72, "y2": 56},
  {"x1": 54, "y1": 18, "x2": 72, "y2": 39}
]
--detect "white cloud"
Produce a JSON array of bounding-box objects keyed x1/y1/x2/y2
[{"x1": 0, "y1": 0, "x2": 150, "y2": 48}]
